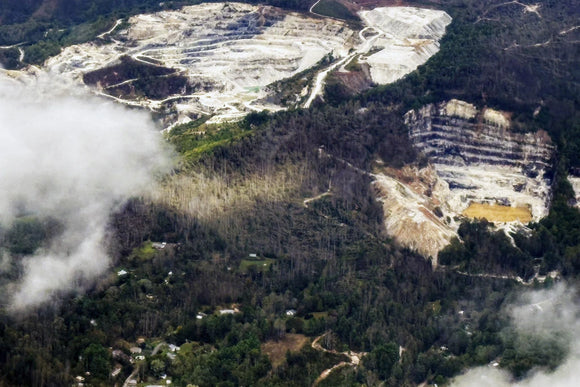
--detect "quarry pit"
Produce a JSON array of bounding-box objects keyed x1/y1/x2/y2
[
  {"x1": 28, "y1": 2, "x2": 451, "y2": 127},
  {"x1": 374, "y1": 100, "x2": 555, "y2": 262}
]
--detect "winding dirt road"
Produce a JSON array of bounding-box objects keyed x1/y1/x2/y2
[
  {"x1": 303, "y1": 0, "x2": 388, "y2": 108},
  {"x1": 311, "y1": 332, "x2": 366, "y2": 386}
]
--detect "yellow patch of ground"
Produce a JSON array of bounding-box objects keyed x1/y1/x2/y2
[
  {"x1": 262, "y1": 333, "x2": 308, "y2": 368},
  {"x1": 462, "y1": 203, "x2": 532, "y2": 223}
]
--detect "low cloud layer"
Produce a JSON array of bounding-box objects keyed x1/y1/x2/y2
[
  {"x1": 451, "y1": 283, "x2": 580, "y2": 387},
  {"x1": 0, "y1": 74, "x2": 172, "y2": 311}
]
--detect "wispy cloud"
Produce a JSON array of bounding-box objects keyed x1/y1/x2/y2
[
  {"x1": 451, "y1": 283, "x2": 580, "y2": 387},
  {"x1": 0, "y1": 74, "x2": 172, "y2": 311}
]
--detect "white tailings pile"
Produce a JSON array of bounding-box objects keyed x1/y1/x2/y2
[
  {"x1": 358, "y1": 7, "x2": 452, "y2": 84},
  {"x1": 373, "y1": 165, "x2": 458, "y2": 264}
]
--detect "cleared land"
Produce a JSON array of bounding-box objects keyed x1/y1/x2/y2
[
  {"x1": 261, "y1": 334, "x2": 309, "y2": 368},
  {"x1": 462, "y1": 203, "x2": 532, "y2": 223},
  {"x1": 239, "y1": 257, "x2": 276, "y2": 273}
]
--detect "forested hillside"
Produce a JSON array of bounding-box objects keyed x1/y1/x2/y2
[{"x1": 0, "y1": 0, "x2": 579, "y2": 386}]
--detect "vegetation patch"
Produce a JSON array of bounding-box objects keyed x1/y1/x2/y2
[
  {"x1": 167, "y1": 120, "x2": 255, "y2": 165},
  {"x1": 312, "y1": 0, "x2": 359, "y2": 22},
  {"x1": 128, "y1": 241, "x2": 157, "y2": 261},
  {"x1": 0, "y1": 47, "x2": 21, "y2": 69},
  {"x1": 344, "y1": 55, "x2": 361, "y2": 72},
  {"x1": 239, "y1": 256, "x2": 276, "y2": 274},
  {"x1": 265, "y1": 54, "x2": 333, "y2": 107},
  {"x1": 82, "y1": 55, "x2": 193, "y2": 100},
  {"x1": 310, "y1": 311, "x2": 329, "y2": 319},
  {"x1": 261, "y1": 333, "x2": 309, "y2": 368},
  {"x1": 1, "y1": 216, "x2": 62, "y2": 256},
  {"x1": 462, "y1": 203, "x2": 532, "y2": 223}
]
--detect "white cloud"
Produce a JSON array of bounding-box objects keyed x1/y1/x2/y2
[
  {"x1": 0, "y1": 74, "x2": 172, "y2": 311},
  {"x1": 450, "y1": 283, "x2": 580, "y2": 387}
]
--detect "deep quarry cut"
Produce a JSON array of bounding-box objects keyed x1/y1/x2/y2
[{"x1": 374, "y1": 100, "x2": 554, "y2": 263}]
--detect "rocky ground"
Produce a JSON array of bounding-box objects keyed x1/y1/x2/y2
[{"x1": 373, "y1": 164, "x2": 458, "y2": 264}]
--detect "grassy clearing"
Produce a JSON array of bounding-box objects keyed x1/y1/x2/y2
[
  {"x1": 462, "y1": 203, "x2": 532, "y2": 223},
  {"x1": 311, "y1": 311, "x2": 329, "y2": 319},
  {"x1": 129, "y1": 241, "x2": 157, "y2": 261},
  {"x1": 167, "y1": 120, "x2": 253, "y2": 165},
  {"x1": 149, "y1": 162, "x2": 305, "y2": 222},
  {"x1": 261, "y1": 333, "x2": 309, "y2": 368},
  {"x1": 239, "y1": 256, "x2": 276, "y2": 273}
]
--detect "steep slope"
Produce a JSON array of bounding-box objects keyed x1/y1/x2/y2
[
  {"x1": 406, "y1": 99, "x2": 554, "y2": 221},
  {"x1": 374, "y1": 100, "x2": 554, "y2": 261},
  {"x1": 373, "y1": 164, "x2": 457, "y2": 263}
]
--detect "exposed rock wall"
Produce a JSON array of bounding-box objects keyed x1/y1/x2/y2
[
  {"x1": 569, "y1": 175, "x2": 580, "y2": 208},
  {"x1": 373, "y1": 100, "x2": 554, "y2": 262},
  {"x1": 405, "y1": 100, "x2": 554, "y2": 221}
]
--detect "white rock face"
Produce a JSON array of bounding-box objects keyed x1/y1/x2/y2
[
  {"x1": 358, "y1": 7, "x2": 452, "y2": 85},
  {"x1": 373, "y1": 101, "x2": 554, "y2": 261},
  {"x1": 405, "y1": 101, "x2": 554, "y2": 221},
  {"x1": 569, "y1": 176, "x2": 580, "y2": 208}
]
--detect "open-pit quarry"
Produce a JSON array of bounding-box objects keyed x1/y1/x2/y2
[
  {"x1": 2, "y1": 2, "x2": 451, "y2": 128},
  {"x1": 374, "y1": 100, "x2": 555, "y2": 263}
]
